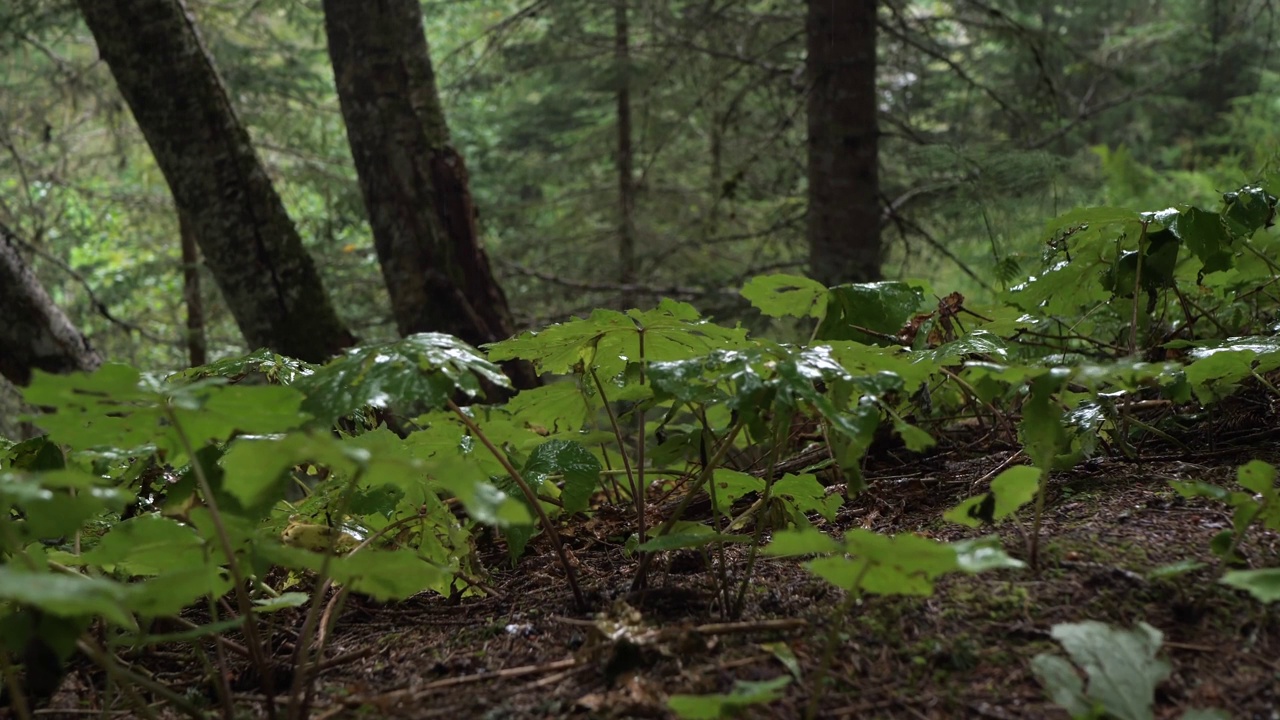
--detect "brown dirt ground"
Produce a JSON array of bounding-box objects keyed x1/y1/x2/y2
[{"x1": 28, "y1": 439, "x2": 1280, "y2": 720}]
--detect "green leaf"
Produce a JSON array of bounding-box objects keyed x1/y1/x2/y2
[
  {"x1": 1221, "y1": 185, "x2": 1276, "y2": 239},
  {"x1": 1031, "y1": 653, "x2": 1094, "y2": 719},
  {"x1": 220, "y1": 432, "x2": 355, "y2": 511},
  {"x1": 763, "y1": 526, "x2": 842, "y2": 556},
  {"x1": 1021, "y1": 370, "x2": 1070, "y2": 469},
  {"x1": 1168, "y1": 207, "x2": 1233, "y2": 275},
  {"x1": 950, "y1": 537, "x2": 1025, "y2": 573},
  {"x1": 254, "y1": 592, "x2": 310, "y2": 612},
  {"x1": 771, "y1": 473, "x2": 840, "y2": 521},
  {"x1": 1220, "y1": 569, "x2": 1280, "y2": 603},
  {"x1": 740, "y1": 274, "x2": 828, "y2": 319},
  {"x1": 638, "y1": 530, "x2": 749, "y2": 551},
  {"x1": 260, "y1": 544, "x2": 451, "y2": 601},
  {"x1": 299, "y1": 333, "x2": 510, "y2": 422},
  {"x1": 945, "y1": 466, "x2": 1041, "y2": 527},
  {"x1": 0, "y1": 566, "x2": 134, "y2": 627},
  {"x1": 917, "y1": 329, "x2": 1009, "y2": 364},
  {"x1": 175, "y1": 349, "x2": 315, "y2": 386},
  {"x1": 1047, "y1": 621, "x2": 1170, "y2": 720},
  {"x1": 1146, "y1": 559, "x2": 1206, "y2": 579},
  {"x1": 668, "y1": 676, "x2": 791, "y2": 719},
  {"x1": 522, "y1": 439, "x2": 601, "y2": 515},
  {"x1": 81, "y1": 515, "x2": 210, "y2": 575},
  {"x1": 126, "y1": 564, "x2": 232, "y2": 617},
  {"x1": 488, "y1": 300, "x2": 750, "y2": 379},
  {"x1": 816, "y1": 282, "x2": 924, "y2": 344},
  {"x1": 1236, "y1": 460, "x2": 1276, "y2": 496},
  {"x1": 177, "y1": 384, "x2": 310, "y2": 444}
]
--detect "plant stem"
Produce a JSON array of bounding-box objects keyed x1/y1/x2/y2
[
  {"x1": 590, "y1": 368, "x2": 638, "y2": 503},
  {"x1": 732, "y1": 417, "x2": 788, "y2": 618},
  {"x1": 166, "y1": 410, "x2": 275, "y2": 720},
  {"x1": 0, "y1": 650, "x2": 33, "y2": 720},
  {"x1": 631, "y1": 420, "x2": 745, "y2": 591},
  {"x1": 77, "y1": 639, "x2": 207, "y2": 720},
  {"x1": 448, "y1": 399, "x2": 587, "y2": 610},
  {"x1": 805, "y1": 565, "x2": 869, "y2": 720},
  {"x1": 1029, "y1": 467, "x2": 1049, "y2": 571},
  {"x1": 288, "y1": 468, "x2": 365, "y2": 720}
]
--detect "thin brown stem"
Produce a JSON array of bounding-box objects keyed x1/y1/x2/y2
[{"x1": 448, "y1": 400, "x2": 586, "y2": 610}]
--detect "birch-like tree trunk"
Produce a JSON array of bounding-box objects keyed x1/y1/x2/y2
[
  {"x1": 76, "y1": 0, "x2": 355, "y2": 362},
  {"x1": 807, "y1": 0, "x2": 882, "y2": 286}
]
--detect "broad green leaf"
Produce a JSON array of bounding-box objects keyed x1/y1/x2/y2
[
  {"x1": 1220, "y1": 569, "x2": 1280, "y2": 603},
  {"x1": 668, "y1": 676, "x2": 791, "y2": 719},
  {"x1": 488, "y1": 299, "x2": 750, "y2": 379},
  {"x1": 522, "y1": 439, "x2": 602, "y2": 514},
  {"x1": 1221, "y1": 185, "x2": 1276, "y2": 239},
  {"x1": 176, "y1": 384, "x2": 310, "y2": 444},
  {"x1": 638, "y1": 530, "x2": 749, "y2": 551},
  {"x1": 945, "y1": 466, "x2": 1041, "y2": 527},
  {"x1": 917, "y1": 329, "x2": 1009, "y2": 364},
  {"x1": 817, "y1": 282, "x2": 924, "y2": 344},
  {"x1": 174, "y1": 349, "x2": 315, "y2": 386},
  {"x1": 709, "y1": 469, "x2": 764, "y2": 511},
  {"x1": 220, "y1": 432, "x2": 355, "y2": 510},
  {"x1": 1048, "y1": 621, "x2": 1170, "y2": 720},
  {"x1": 1146, "y1": 559, "x2": 1206, "y2": 579},
  {"x1": 126, "y1": 564, "x2": 232, "y2": 617},
  {"x1": 0, "y1": 566, "x2": 134, "y2": 627},
  {"x1": 740, "y1": 274, "x2": 828, "y2": 319},
  {"x1": 1184, "y1": 337, "x2": 1280, "y2": 402},
  {"x1": 260, "y1": 544, "x2": 451, "y2": 601},
  {"x1": 1169, "y1": 207, "x2": 1233, "y2": 275},
  {"x1": 1021, "y1": 370, "x2": 1070, "y2": 469},
  {"x1": 951, "y1": 537, "x2": 1025, "y2": 573},
  {"x1": 299, "y1": 333, "x2": 510, "y2": 422},
  {"x1": 81, "y1": 515, "x2": 210, "y2": 575},
  {"x1": 1236, "y1": 460, "x2": 1276, "y2": 496},
  {"x1": 254, "y1": 593, "x2": 310, "y2": 612},
  {"x1": 763, "y1": 526, "x2": 841, "y2": 556},
  {"x1": 771, "y1": 473, "x2": 840, "y2": 521},
  {"x1": 1031, "y1": 654, "x2": 1094, "y2": 719}
]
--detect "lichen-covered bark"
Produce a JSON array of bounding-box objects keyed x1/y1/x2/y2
[
  {"x1": 0, "y1": 224, "x2": 101, "y2": 386},
  {"x1": 322, "y1": 0, "x2": 536, "y2": 389},
  {"x1": 807, "y1": 0, "x2": 881, "y2": 286},
  {"x1": 76, "y1": 0, "x2": 354, "y2": 363}
]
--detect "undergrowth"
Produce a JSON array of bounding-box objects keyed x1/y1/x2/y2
[{"x1": 2, "y1": 183, "x2": 1280, "y2": 719}]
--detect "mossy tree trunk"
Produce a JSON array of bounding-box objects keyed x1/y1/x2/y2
[
  {"x1": 322, "y1": 0, "x2": 537, "y2": 389},
  {"x1": 806, "y1": 0, "x2": 881, "y2": 286},
  {"x1": 0, "y1": 223, "x2": 101, "y2": 386},
  {"x1": 76, "y1": 0, "x2": 355, "y2": 363}
]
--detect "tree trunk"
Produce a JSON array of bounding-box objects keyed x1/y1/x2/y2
[
  {"x1": 806, "y1": 0, "x2": 881, "y2": 286},
  {"x1": 76, "y1": 0, "x2": 355, "y2": 363},
  {"x1": 615, "y1": 0, "x2": 638, "y2": 309},
  {"x1": 0, "y1": 223, "x2": 102, "y2": 386},
  {"x1": 179, "y1": 209, "x2": 208, "y2": 368},
  {"x1": 322, "y1": 0, "x2": 537, "y2": 389}
]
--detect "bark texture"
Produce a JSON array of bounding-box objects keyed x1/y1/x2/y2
[
  {"x1": 0, "y1": 224, "x2": 102, "y2": 386},
  {"x1": 179, "y1": 210, "x2": 208, "y2": 367},
  {"x1": 615, "y1": 0, "x2": 638, "y2": 309},
  {"x1": 807, "y1": 0, "x2": 881, "y2": 286},
  {"x1": 77, "y1": 0, "x2": 354, "y2": 362},
  {"x1": 323, "y1": 0, "x2": 536, "y2": 389}
]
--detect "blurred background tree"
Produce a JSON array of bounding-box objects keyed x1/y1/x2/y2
[{"x1": 1, "y1": 0, "x2": 1276, "y2": 397}]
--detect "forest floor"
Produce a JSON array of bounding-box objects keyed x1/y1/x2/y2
[{"x1": 39, "y1": 440, "x2": 1280, "y2": 719}]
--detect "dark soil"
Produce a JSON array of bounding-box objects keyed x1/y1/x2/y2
[{"x1": 30, "y1": 443, "x2": 1280, "y2": 719}]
